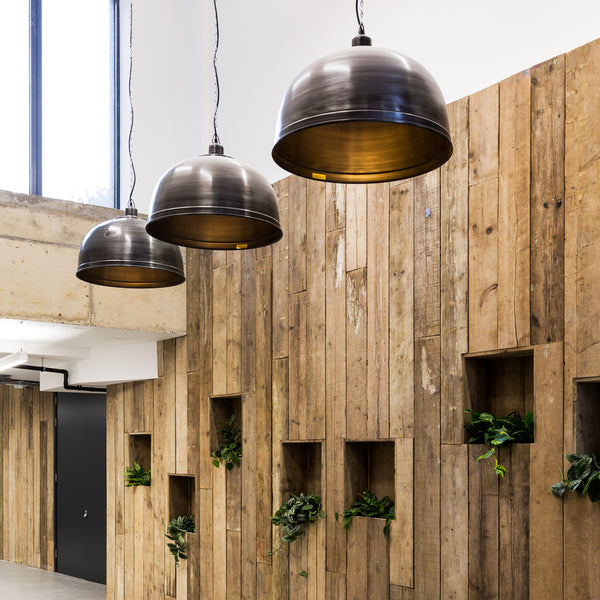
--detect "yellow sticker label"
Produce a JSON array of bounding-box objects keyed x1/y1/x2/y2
[
  {"x1": 312, "y1": 172, "x2": 327, "y2": 181},
  {"x1": 235, "y1": 243, "x2": 248, "y2": 250}
]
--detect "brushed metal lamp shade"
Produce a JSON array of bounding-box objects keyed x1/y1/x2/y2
[
  {"x1": 146, "y1": 144, "x2": 283, "y2": 250},
  {"x1": 272, "y1": 35, "x2": 453, "y2": 183},
  {"x1": 76, "y1": 207, "x2": 185, "y2": 288}
]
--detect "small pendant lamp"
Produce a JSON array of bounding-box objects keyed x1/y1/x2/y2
[
  {"x1": 145, "y1": 0, "x2": 282, "y2": 250},
  {"x1": 272, "y1": 0, "x2": 453, "y2": 183},
  {"x1": 76, "y1": 3, "x2": 184, "y2": 288}
]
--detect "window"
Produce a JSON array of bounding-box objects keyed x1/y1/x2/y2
[{"x1": 0, "y1": 0, "x2": 119, "y2": 208}]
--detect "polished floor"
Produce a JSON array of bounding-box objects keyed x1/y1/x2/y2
[{"x1": 0, "y1": 560, "x2": 106, "y2": 599}]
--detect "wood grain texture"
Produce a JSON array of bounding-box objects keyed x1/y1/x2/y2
[
  {"x1": 441, "y1": 97, "x2": 469, "y2": 443},
  {"x1": 498, "y1": 70, "x2": 531, "y2": 349}
]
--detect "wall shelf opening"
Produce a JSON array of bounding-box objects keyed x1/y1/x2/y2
[
  {"x1": 210, "y1": 394, "x2": 242, "y2": 457},
  {"x1": 575, "y1": 379, "x2": 600, "y2": 456},
  {"x1": 281, "y1": 441, "x2": 323, "y2": 497},
  {"x1": 168, "y1": 474, "x2": 196, "y2": 521},
  {"x1": 128, "y1": 433, "x2": 151, "y2": 474}
]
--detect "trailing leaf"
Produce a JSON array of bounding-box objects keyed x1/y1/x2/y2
[
  {"x1": 552, "y1": 454, "x2": 600, "y2": 503},
  {"x1": 165, "y1": 515, "x2": 195, "y2": 566},
  {"x1": 335, "y1": 489, "x2": 395, "y2": 536},
  {"x1": 465, "y1": 408, "x2": 534, "y2": 477},
  {"x1": 124, "y1": 462, "x2": 151, "y2": 487},
  {"x1": 269, "y1": 493, "x2": 325, "y2": 555},
  {"x1": 212, "y1": 414, "x2": 242, "y2": 470}
]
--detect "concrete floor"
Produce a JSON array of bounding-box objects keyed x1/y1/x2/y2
[{"x1": 0, "y1": 560, "x2": 106, "y2": 599}]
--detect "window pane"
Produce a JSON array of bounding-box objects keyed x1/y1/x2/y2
[
  {"x1": 0, "y1": 4, "x2": 30, "y2": 194},
  {"x1": 43, "y1": 0, "x2": 114, "y2": 207}
]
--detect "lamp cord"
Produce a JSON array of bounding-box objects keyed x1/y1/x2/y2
[
  {"x1": 127, "y1": 1, "x2": 136, "y2": 209},
  {"x1": 355, "y1": 0, "x2": 365, "y2": 34},
  {"x1": 212, "y1": 0, "x2": 220, "y2": 145}
]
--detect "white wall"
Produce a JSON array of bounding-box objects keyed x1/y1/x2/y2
[{"x1": 127, "y1": 0, "x2": 600, "y2": 213}]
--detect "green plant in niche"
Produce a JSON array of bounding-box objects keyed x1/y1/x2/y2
[
  {"x1": 464, "y1": 408, "x2": 534, "y2": 477},
  {"x1": 551, "y1": 454, "x2": 600, "y2": 503},
  {"x1": 212, "y1": 415, "x2": 242, "y2": 471},
  {"x1": 335, "y1": 489, "x2": 395, "y2": 536},
  {"x1": 269, "y1": 493, "x2": 326, "y2": 557},
  {"x1": 123, "y1": 462, "x2": 151, "y2": 487},
  {"x1": 165, "y1": 515, "x2": 195, "y2": 567}
]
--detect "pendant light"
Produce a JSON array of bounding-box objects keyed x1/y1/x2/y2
[
  {"x1": 76, "y1": 3, "x2": 184, "y2": 288},
  {"x1": 272, "y1": 0, "x2": 453, "y2": 183},
  {"x1": 145, "y1": 0, "x2": 282, "y2": 250}
]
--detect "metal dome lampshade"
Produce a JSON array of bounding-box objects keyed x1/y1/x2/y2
[
  {"x1": 76, "y1": 3, "x2": 185, "y2": 289},
  {"x1": 76, "y1": 205, "x2": 185, "y2": 288},
  {"x1": 272, "y1": 3, "x2": 453, "y2": 183},
  {"x1": 145, "y1": 1, "x2": 282, "y2": 250}
]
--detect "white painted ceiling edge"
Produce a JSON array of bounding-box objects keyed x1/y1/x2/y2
[
  {"x1": 0, "y1": 319, "x2": 180, "y2": 391},
  {"x1": 124, "y1": 0, "x2": 600, "y2": 215}
]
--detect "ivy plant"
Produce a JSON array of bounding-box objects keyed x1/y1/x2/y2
[
  {"x1": 123, "y1": 462, "x2": 151, "y2": 487},
  {"x1": 551, "y1": 453, "x2": 600, "y2": 503},
  {"x1": 464, "y1": 408, "x2": 534, "y2": 477},
  {"x1": 269, "y1": 493, "x2": 326, "y2": 555},
  {"x1": 212, "y1": 414, "x2": 242, "y2": 471},
  {"x1": 165, "y1": 515, "x2": 195, "y2": 567},
  {"x1": 335, "y1": 489, "x2": 395, "y2": 536}
]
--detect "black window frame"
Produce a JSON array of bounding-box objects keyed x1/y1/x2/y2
[{"x1": 28, "y1": 0, "x2": 120, "y2": 208}]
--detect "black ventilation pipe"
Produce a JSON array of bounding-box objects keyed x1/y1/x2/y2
[{"x1": 15, "y1": 365, "x2": 106, "y2": 393}]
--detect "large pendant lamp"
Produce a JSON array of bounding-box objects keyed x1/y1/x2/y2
[
  {"x1": 145, "y1": 0, "x2": 282, "y2": 250},
  {"x1": 272, "y1": 0, "x2": 453, "y2": 183},
  {"x1": 76, "y1": 4, "x2": 184, "y2": 288}
]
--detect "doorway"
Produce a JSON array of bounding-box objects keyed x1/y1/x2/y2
[{"x1": 55, "y1": 392, "x2": 106, "y2": 584}]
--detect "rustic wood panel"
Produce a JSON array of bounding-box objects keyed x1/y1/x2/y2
[{"x1": 441, "y1": 97, "x2": 469, "y2": 444}]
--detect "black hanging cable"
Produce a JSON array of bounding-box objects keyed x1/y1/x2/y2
[
  {"x1": 212, "y1": 0, "x2": 221, "y2": 145},
  {"x1": 355, "y1": 0, "x2": 365, "y2": 34},
  {"x1": 127, "y1": 1, "x2": 136, "y2": 208}
]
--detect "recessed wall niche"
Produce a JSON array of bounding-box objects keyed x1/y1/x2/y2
[
  {"x1": 344, "y1": 441, "x2": 395, "y2": 507},
  {"x1": 281, "y1": 441, "x2": 322, "y2": 497},
  {"x1": 210, "y1": 394, "x2": 242, "y2": 456},
  {"x1": 464, "y1": 350, "x2": 534, "y2": 442},
  {"x1": 128, "y1": 433, "x2": 151, "y2": 473},
  {"x1": 575, "y1": 379, "x2": 600, "y2": 456},
  {"x1": 169, "y1": 474, "x2": 196, "y2": 520}
]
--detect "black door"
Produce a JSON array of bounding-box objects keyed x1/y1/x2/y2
[{"x1": 55, "y1": 392, "x2": 106, "y2": 584}]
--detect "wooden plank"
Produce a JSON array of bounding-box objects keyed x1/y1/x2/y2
[
  {"x1": 390, "y1": 585, "x2": 415, "y2": 600},
  {"x1": 390, "y1": 438, "x2": 413, "y2": 588},
  {"x1": 272, "y1": 178, "x2": 290, "y2": 360},
  {"x1": 326, "y1": 182, "x2": 346, "y2": 232},
  {"x1": 227, "y1": 251, "x2": 243, "y2": 394},
  {"x1": 288, "y1": 523, "x2": 308, "y2": 600},
  {"x1": 227, "y1": 530, "x2": 242, "y2": 600},
  {"x1": 199, "y1": 487, "x2": 214, "y2": 599},
  {"x1": 367, "y1": 182, "x2": 390, "y2": 438},
  {"x1": 498, "y1": 444, "x2": 530, "y2": 600},
  {"x1": 133, "y1": 486, "x2": 145, "y2": 600},
  {"x1": 468, "y1": 444, "x2": 499, "y2": 600},
  {"x1": 389, "y1": 180, "x2": 414, "y2": 438},
  {"x1": 213, "y1": 465, "x2": 227, "y2": 600},
  {"x1": 346, "y1": 184, "x2": 367, "y2": 272},
  {"x1": 468, "y1": 179, "x2": 499, "y2": 352},
  {"x1": 241, "y1": 249, "x2": 257, "y2": 394},
  {"x1": 151, "y1": 377, "x2": 166, "y2": 598},
  {"x1": 441, "y1": 97, "x2": 469, "y2": 443},
  {"x1": 367, "y1": 517, "x2": 390, "y2": 600},
  {"x1": 440, "y1": 445, "x2": 469, "y2": 600},
  {"x1": 213, "y1": 264, "x2": 228, "y2": 396},
  {"x1": 530, "y1": 57, "x2": 566, "y2": 346},
  {"x1": 257, "y1": 562, "x2": 272, "y2": 600},
  {"x1": 124, "y1": 462, "x2": 135, "y2": 599},
  {"x1": 306, "y1": 179, "x2": 327, "y2": 441},
  {"x1": 325, "y1": 226, "x2": 347, "y2": 574},
  {"x1": 530, "y1": 344, "x2": 563, "y2": 598},
  {"x1": 288, "y1": 292, "x2": 307, "y2": 441},
  {"x1": 241, "y1": 391, "x2": 257, "y2": 599},
  {"x1": 414, "y1": 336, "x2": 441, "y2": 600},
  {"x1": 256, "y1": 255, "x2": 273, "y2": 563},
  {"x1": 498, "y1": 70, "x2": 531, "y2": 349},
  {"x1": 227, "y1": 464, "x2": 242, "y2": 532},
  {"x1": 414, "y1": 170, "x2": 441, "y2": 340},
  {"x1": 175, "y1": 336, "x2": 188, "y2": 474},
  {"x1": 346, "y1": 268, "x2": 368, "y2": 439},
  {"x1": 326, "y1": 572, "x2": 346, "y2": 599},
  {"x1": 289, "y1": 175, "x2": 307, "y2": 294},
  {"x1": 143, "y1": 485, "x2": 154, "y2": 600},
  {"x1": 469, "y1": 84, "x2": 499, "y2": 186},
  {"x1": 346, "y1": 516, "x2": 368, "y2": 599}
]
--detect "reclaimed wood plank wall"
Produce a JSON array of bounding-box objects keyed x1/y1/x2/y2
[
  {"x1": 0, "y1": 385, "x2": 54, "y2": 570},
  {"x1": 105, "y1": 38, "x2": 600, "y2": 599}
]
